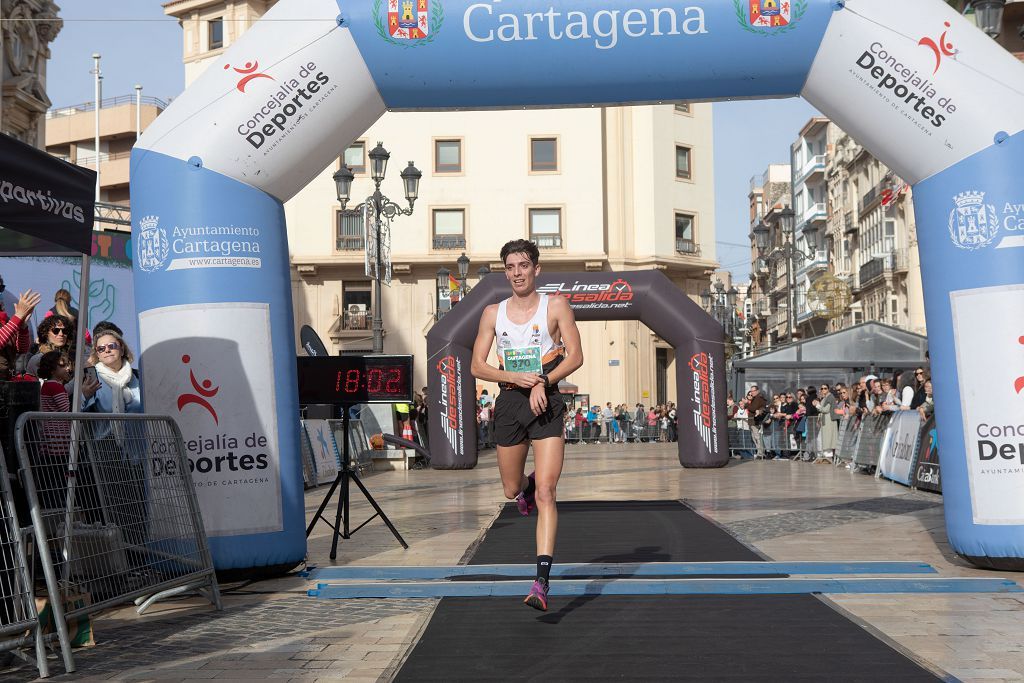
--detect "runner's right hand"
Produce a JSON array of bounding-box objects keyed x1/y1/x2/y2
[{"x1": 508, "y1": 373, "x2": 543, "y2": 389}]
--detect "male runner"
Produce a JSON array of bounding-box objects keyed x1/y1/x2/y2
[{"x1": 471, "y1": 239, "x2": 583, "y2": 611}]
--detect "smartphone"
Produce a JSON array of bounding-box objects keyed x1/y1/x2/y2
[{"x1": 84, "y1": 366, "x2": 98, "y2": 383}]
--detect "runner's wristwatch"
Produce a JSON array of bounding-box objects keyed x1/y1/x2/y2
[{"x1": 538, "y1": 373, "x2": 550, "y2": 388}]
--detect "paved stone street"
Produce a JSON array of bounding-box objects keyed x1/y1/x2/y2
[{"x1": 4, "y1": 444, "x2": 1023, "y2": 682}]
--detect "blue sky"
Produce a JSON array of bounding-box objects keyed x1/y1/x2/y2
[{"x1": 47, "y1": 0, "x2": 822, "y2": 280}]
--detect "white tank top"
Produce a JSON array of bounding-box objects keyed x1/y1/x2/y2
[{"x1": 494, "y1": 294, "x2": 562, "y2": 375}]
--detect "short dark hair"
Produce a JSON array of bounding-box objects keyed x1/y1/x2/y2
[
  {"x1": 37, "y1": 350, "x2": 66, "y2": 380},
  {"x1": 500, "y1": 239, "x2": 540, "y2": 266}
]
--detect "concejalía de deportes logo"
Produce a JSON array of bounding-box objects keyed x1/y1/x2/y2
[{"x1": 233, "y1": 59, "x2": 334, "y2": 151}]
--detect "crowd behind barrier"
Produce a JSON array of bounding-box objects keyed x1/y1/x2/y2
[{"x1": 726, "y1": 368, "x2": 941, "y2": 493}]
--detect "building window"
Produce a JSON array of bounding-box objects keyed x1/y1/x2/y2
[
  {"x1": 434, "y1": 139, "x2": 462, "y2": 173},
  {"x1": 675, "y1": 145, "x2": 692, "y2": 180},
  {"x1": 342, "y1": 284, "x2": 372, "y2": 331},
  {"x1": 675, "y1": 213, "x2": 697, "y2": 254},
  {"x1": 433, "y1": 209, "x2": 466, "y2": 249},
  {"x1": 336, "y1": 211, "x2": 364, "y2": 251},
  {"x1": 209, "y1": 18, "x2": 224, "y2": 50},
  {"x1": 529, "y1": 208, "x2": 562, "y2": 248},
  {"x1": 343, "y1": 142, "x2": 365, "y2": 174},
  {"x1": 530, "y1": 137, "x2": 557, "y2": 172},
  {"x1": 674, "y1": 102, "x2": 691, "y2": 114}
]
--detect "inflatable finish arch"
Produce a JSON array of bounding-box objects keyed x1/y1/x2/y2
[
  {"x1": 131, "y1": 0, "x2": 1024, "y2": 572},
  {"x1": 426, "y1": 271, "x2": 728, "y2": 469}
]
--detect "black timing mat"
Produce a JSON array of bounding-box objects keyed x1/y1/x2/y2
[{"x1": 395, "y1": 500, "x2": 940, "y2": 681}]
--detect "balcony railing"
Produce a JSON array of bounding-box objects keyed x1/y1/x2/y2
[
  {"x1": 73, "y1": 150, "x2": 132, "y2": 167},
  {"x1": 341, "y1": 308, "x2": 371, "y2": 331},
  {"x1": 797, "y1": 154, "x2": 826, "y2": 182},
  {"x1": 675, "y1": 238, "x2": 699, "y2": 255},
  {"x1": 533, "y1": 234, "x2": 562, "y2": 249},
  {"x1": 859, "y1": 178, "x2": 895, "y2": 215},
  {"x1": 843, "y1": 211, "x2": 857, "y2": 234},
  {"x1": 46, "y1": 94, "x2": 170, "y2": 119},
  {"x1": 797, "y1": 249, "x2": 829, "y2": 273},
  {"x1": 858, "y1": 248, "x2": 910, "y2": 288},
  {"x1": 799, "y1": 202, "x2": 826, "y2": 226},
  {"x1": 336, "y1": 235, "x2": 365, "y2": 251},
  {"x1": 433, "y1": 235, "x2": 466, "y2": 250}
]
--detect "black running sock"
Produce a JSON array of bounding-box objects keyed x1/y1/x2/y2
[
  {"x1": 522, "y1": 475, "x2": 536, "y2": 498},
  {"x1": 537, "y1": 555, "x2": 553, "y2": 584}
]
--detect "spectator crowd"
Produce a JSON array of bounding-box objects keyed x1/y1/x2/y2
[
  {"x1": 731, "y1": 368, "x2": 933, "y2": 463},
  {"x1": 0, "y1": 279, "x2": 142, "y2": 420}
]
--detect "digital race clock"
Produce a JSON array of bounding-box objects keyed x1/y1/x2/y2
[{"x1": 296, "y1": 355, "x2": 414, "y2": 405}]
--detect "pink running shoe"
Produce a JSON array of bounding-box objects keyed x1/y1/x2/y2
[
  {"x1": 524, "y1": 579, "x2": 549, "y2": 611},
  {"x1": 514, "y1": 472, "x2": 536, "y2": 516}
]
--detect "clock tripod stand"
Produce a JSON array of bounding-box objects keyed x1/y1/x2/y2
[{"x1": 305, "y1": 408, "x2": 408, "y2": 558}]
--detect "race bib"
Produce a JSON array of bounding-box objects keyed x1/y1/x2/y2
[{"x1": 501, "y1": 345, "x2": 542, "y2": 374}]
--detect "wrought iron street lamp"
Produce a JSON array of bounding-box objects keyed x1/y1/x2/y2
[
  {"x1": 333, "y1": 142, "x2": 421, "y2": 353},
  {"x1": 973, "y1": 0, "x2": 1006, "y2": 38}
]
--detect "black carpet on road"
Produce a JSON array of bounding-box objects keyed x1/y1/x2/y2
[{"x1": 395, "y1": 500, "x2": 940, "y2": 681}]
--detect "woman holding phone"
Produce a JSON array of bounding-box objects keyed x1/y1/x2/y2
[
  {"x1": 81, "y1": 329, "x2": 144, "y2": 547},
  {"x1": 82, "y1": 329, "x2": 141, "y2": 415}
]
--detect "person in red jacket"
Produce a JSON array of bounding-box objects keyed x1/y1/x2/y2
[{"x1": 0, "y1": 290, "x2": 41, "y2": 380}]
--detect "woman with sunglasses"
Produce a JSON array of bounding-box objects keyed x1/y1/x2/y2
[
  {"x1": 816, "y1": 384, "x2": 839, "y2": 463},
  {"x1": 81, "y1": 330, "x2": 141, "y2": 416},
  {"x1": 26, "y1": 314, "x2": 73, "y2": 377}
]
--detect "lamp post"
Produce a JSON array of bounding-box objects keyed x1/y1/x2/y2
[
  {"x1": 333, "y1": 142, "x2": 421, "y2": 354},
  {"x1": 435, "y1": 254, "x2": 483, "y2": 320},
  {"x1": 752, "y1": 207, "x2": 819, "y2": 343}
]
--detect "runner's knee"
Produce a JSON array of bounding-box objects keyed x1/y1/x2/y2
[{"x1": 535, "y1": 484, "x2": 556, "y2": 506}]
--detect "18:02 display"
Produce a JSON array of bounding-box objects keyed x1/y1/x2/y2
[{"x1": 335, "y1": 368, "x2": 405, "y2": 395}]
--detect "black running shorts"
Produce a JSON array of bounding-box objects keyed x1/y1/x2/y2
[{"x1": 493, "y1": 388, "x2": 566, "y2": 447}]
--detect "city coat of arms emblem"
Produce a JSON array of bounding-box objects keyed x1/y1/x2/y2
[
  {"x1": 137, "y1": 215, "x2": 169, "y2": 272},
  {"x1": 374, "y1": 0, "x2": 444, "y2": 47},
  {"x1": 733, "y1": 0, "x2": 806, "y2": 35},
  {"x1": 948, "y1": 191, "x2": 999, "y2": 251}
]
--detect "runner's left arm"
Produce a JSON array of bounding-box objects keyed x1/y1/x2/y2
[{"x1": 545, "y1": 296, "x2": 583, "y2": 385}]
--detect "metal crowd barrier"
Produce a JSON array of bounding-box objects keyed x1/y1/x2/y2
[
  {"x1": 0, "y1": 443, "x2": 45, "y2": 677},
  {"x1": 853, "y1": 412, "x2": 895, "y2": 468},
  {"x1": 564, "y1": 419, "x2": 666, "y2": 444},
  {"x1": 727, "y1": 418, "x2": 755, "y2": 457},
  {"x1": 15, "y1": 412, "x2": 222, "y2": 676},
  {"x1": 835, "y1": 415, "x2": 859, "y2": 464}
]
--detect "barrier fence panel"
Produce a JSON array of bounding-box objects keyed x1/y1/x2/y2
[
  {"x1": 0, "y1": 443, "x2": 46, "y2": 678},
  {"x1": 803, "y1": 415, "x2": 822, "y2": 461},
  {"x1": 835, "y1": 415, "x2": 860, "y2": 464},
  {"x1": 15, "y1": 412, "x2": 222, "y2": 675},
  {"x1": 727, "y1": 418, "x2": 756, "y2": 457},
  {"x1": 853, "y1": 413, "x2": 895, "y2": 469}
]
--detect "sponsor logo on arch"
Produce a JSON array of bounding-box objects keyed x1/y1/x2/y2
[
  {"x1": 436, "y1": 354, "x2": 464, "y2": 456},
  {"x1": 688, "y1": 351, "x2": 718, "y2": 454},
  {"x1": 538, "y1": 278, "x2": 635, "y2": 309}
]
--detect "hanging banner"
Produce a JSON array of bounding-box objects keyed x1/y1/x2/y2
[
  {"x1": 914, "y1": 415, "x2": 942, "y2": 493},
  {"x1": 0, "y1": 133, "x2": 95, "y2": 253},
  {"x1": 878, "y1": 411, "x2": 923, "y2": 485}
]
